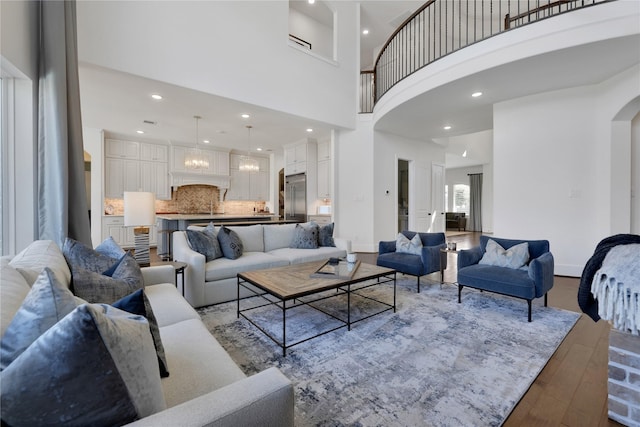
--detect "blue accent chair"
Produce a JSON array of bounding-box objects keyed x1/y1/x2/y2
[
  {"x1": 377, "y1": 231, "x2": 446, "y2": 292},
  {"x1": 457, "y1": 235, "x2": 554, "y2": 322}
]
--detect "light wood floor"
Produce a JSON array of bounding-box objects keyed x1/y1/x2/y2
[{"x1": 358, "y1": 232, "x2": 620, "y2": 426}]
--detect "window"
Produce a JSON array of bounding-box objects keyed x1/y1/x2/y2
[{"x1": 453, "y1": 184, "x2": 470, "y2": 215}]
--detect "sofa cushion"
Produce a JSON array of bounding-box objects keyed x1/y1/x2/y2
[
  {"x1": 0, "y1": 267, "x2": 77, "y2": 370},
  {"x1": 0, "y1": 258, "x2": 31, "y2": 338},
  {"x1": 72, "y1": 252, "x2": 144, "y2": 304},
  {"x1": 396, "y1": 232, "x2": 423, "y2": 255},
  {"x1": 264, "y1": 224, "x2": 296, "y2": 252},
  {"x1": 376, "y1": 252, "x2": 424, "y2": 276},
  {"x1": 290, "y1": 223, "x2": 319, "y2": 249},
  {"x1": 479, "y1": 239, "x2": 530, "y2": 269},
  {"x1": 186, "y1": 228, "x2": 223, "y2": 262},
  {"x1": 0, "y1": 304, "x2": 166, "y2": 426},
  {"x1": 9, "y1": 240, "x2": 71, "y2": 288},
  {"x1": 157, "y1": 318, "x2": 246, "y2": 408},
  {"x1": 218, "y1": 226, "x2": 244, "y2": 260},
  {"x1": 204, "y1": 252, "x2": 289, "y2": 282},
  {"x1": 143, "y1": 283, "x2": 201, "y2": 328},
  {"x1": 228, "y1": 225, "x2": 264, "y2": 253},
  {"x1": 458, "y1": 264, "x2": 536, "y2": 300},
  {"x1": 269, "y1": 247, "x2": 348, "y2": 265}
]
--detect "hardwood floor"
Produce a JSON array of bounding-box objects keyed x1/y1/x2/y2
[{"x1": 358, "y1": 232, "x2": 620, "y2": 426}]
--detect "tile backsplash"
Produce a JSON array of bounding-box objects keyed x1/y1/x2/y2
[{"x1": 104, "y1": 185, "x2": 265, "y2": 215}]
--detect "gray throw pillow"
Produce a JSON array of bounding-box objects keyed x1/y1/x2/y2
[
  {"x1": 396, "y1": 233, "x2": 423, "y2": 255},
  {"x1": 95, "y1": 236, "x2": 126, "y2": 259},
  {"x1": 479, "y1": 239, "x2": 530, "y2": 269},
  {"x1": 186, "y1": 225, "x2": 223, "y2": 262},
  {"x1": 217, "y1": 226, "x2": 243, "y2": 260},
  {"x1": 0, "y1": 304, "x2": 166, "y2": 426},
  {"x1": 72, "y1": 253, "x2": 144, "y2": 304},
  {"x1": 317, "y1": 222, "x2": 336, "y2": 247},
  {"x1": 0, "y1": 268, "x2": 77, "y2": 371},
  {"x1": 62, "y1": 237, "x2": 118, "y2": 274},
  {"x1": 290, "y1": 223, "x2": 319, "y2": 249}
]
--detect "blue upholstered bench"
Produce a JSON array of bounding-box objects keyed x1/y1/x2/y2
[{"x1": 457, "y1": 236, "x2": 554, "y2": 322}]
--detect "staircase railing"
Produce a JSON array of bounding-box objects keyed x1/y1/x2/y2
[{"x1": 360, "y1": 0, "x2": 612, "y2": 113}]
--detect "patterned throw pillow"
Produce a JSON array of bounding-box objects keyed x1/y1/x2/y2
[
  {"x1": 62, "y1": 237, "x2": 119, "y2": 275},
  {"x1": 72, "y1": 253, "x2": 144, "y2": 304},
  {"x1": 0, "y1": 304, "x2": 166, "y2": 426},
  {"x1": 217, "y1": 226, "x2": 244, "y2": 260},
  {"x1": 317, "y1": 222, "x2": 336, "y2": 247},
  {"x1": 479, "y1": 239, "x2": 530, "y2": 269},
  {"x1": 185, "y1": 224, "x2": 223, "y2": 262},
  {"x1": 396, "y1": 233, "x2": 423, "y2": 255},
  {"x1": 0, "y1": 268, "x2": 77, "y2": 370},
  {"x1": 290, "y1": 223, "x2": 319, "y2": 249}
]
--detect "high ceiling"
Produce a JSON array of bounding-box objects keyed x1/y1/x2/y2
[{"x1": 78, "y1": 1, "x2": 425, "y2": 154}]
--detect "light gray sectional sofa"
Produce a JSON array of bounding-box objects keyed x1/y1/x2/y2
[
  {"x1": 0, "y1": 240, "x2": 294, "y2": 426},
  {"x1": 173, "y1": 223, "x2": 351, "y2": 308}
]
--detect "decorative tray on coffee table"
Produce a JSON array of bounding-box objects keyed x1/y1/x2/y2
[{"x1": 310, "y1": 259, "x2": 361, "y2": 280}]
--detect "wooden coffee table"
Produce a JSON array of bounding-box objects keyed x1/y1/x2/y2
[{"x1": 237, "y1": 261, "x2": 396, "y2": 356}]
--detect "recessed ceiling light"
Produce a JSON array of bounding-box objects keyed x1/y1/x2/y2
[
  {"x1": 362, "y1": 29, "x2": 369, "y2": 35},
  {"x1": 308, "y1": 0, "x2": 315, "y2": 4},
  {"x1": 443, "y1": 125, "x2": 452, "y2": 130},
  {"x1": 471, "y1": 91, "x2": 483, "y2": 98},
  {"x1": 241, "y1": 114, "x2": 250, "y2": 119},
  {"x1": 462, "y1": 150, "x2": 467, "y2": 157},
  {"x1": 136, "y1": 130, "x2": 145, "y2": 134},
  {"x1": 306, "y1": 128, "x2": 313, "y2": 132},
  {"x1": 203, "y1": 140, "x2": 210, "y2": 144},
  {"x1": 257, "y1": 147, "x2": 263, "y2": 151},
  {"x1": 151, "y1": 94, "x2": 162, "y2": 100}
]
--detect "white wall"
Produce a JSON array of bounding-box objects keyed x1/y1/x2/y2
[
  {"x1": 76, "y1": 1, "x2": 358, "y2": 130},
  {"x1": 493, "y1": 65, "x2": 640, "y2": 277},
  {"x1": 288, "y1": 6, "x2": 333, "y2": 60},
  {"x1": 632, "y1": 112, "x2": 640, "y2": 234},
  {"x1": 372, "y1": 129, "x2": 446, "y2": 248}
]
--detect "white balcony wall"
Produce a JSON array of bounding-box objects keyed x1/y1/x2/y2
[
  {"x1": 493, "y1": 65, "x2": 640, "y2": 277},
  {"x1": 76, "y1": 1, "x2": 358, "y2": 130}
]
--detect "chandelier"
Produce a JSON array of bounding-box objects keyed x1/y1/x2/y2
[
  {"x1": 239, "y1": 125, "x2": 259, "y2": 172},
  {"x1": 185, "y1": 115, "x2": 209, "y2": 170}
]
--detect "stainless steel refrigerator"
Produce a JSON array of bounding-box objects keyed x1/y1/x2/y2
[{"x1": 285, "y1": 173, "x2": 307, "y2": 221}]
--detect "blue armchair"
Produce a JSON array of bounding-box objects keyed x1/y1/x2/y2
[
  {"x1": 377, "y1": 231, "x2": 446, "y2": 292},
  {"x1": 457, "y1": 235, "x2": 554, "y2": 322}
]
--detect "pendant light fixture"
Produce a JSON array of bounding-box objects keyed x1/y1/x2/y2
[
  {"x1": 185, "y1": 115, "x2": 209, "y2": 170},
  {"x1": 239, "y1": 125, "x2": 259, "y2": 172}
]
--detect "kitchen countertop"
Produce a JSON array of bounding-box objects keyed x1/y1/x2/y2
[{"x1": 155, "y1": 213, "x2": 278, "y2": 221}]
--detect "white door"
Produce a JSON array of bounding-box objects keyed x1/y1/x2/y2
[
  {"x1": 430, "y1": 163, "x2": 445, "y2": 232},
  {"x1": 414, "y1": 163, "x2": 431, "y2": 232}
]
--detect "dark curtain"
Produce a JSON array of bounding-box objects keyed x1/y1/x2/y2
[
  {"x1": 38, "y1": 0, "x2": 91, "y2": 247},
  {"x1": 469, "y1": 173, "x2": 482, "y2": 232}
]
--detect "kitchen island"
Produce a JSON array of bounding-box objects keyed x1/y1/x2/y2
[{"x1": 157, "y1": 213, "x2": 299, "y2": 259}]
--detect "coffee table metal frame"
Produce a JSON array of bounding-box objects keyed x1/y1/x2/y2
[{"x1": 237, "y1": 262, "x2": 396, "y2": 356}]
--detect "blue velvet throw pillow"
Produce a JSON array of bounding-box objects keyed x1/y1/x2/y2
[
  {"x1": 290, "y1": 223, "x2": 319, "y2": 249},
  {"x1": 186, "y1": 225, "x2": 223, "y2": 262},
  {"x1": 317, "y1": 222, "x2": 336, "y2": 247},
  {"x1": 479, "y1": 239, "x2": 530, "y2": 269},
  {"x1": 217, "y1": 226, "x2": 244, "y2": 259},
  {"x1": 113, "y1": 289, "x2": 169, "y2": 378},
  {"x1": 95, "y1": 236, "x2": 126, "y2": 260}
]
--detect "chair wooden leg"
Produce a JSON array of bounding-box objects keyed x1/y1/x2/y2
[{"x1": 527, "y1": 300, "x2": 532, "y2": 322}]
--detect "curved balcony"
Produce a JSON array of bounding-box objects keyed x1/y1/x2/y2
[{"x1": 360, "y1": 0, "x2": 613, "y2": 113}]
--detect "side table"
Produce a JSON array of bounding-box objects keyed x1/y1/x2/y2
[
  {"x1": 439, "y1": 248, "x2": 460, "y2": 285},
  {"x1": 150, "y1": 261, "x2": 187, "y2": 297}
]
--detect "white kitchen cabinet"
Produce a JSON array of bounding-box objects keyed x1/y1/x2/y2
[
  {"x1": 285, "y1": 142, "x2": 308, "y2": 175},
  {"x1": 170, "y1": 146, "x2": 229, "y2": 176},
  {"x1": 317, "y1": 140, "x2": 331, "y2": 161},
  {"x1": 105, "y1": 158, "x2": 140, "y2": 198},
  {"x1": 101, "y1": 216, "x2": 157, "y2": 249},
  {"x1": 227, "y1": 169, "x2": 250, "y2": 200},
  {"x1": 317, "y1": 159, "x2": 331, "y2": 199},
  {"x1": 140, "y1": 143, "x2": 168, "y2": 162},
  {"x1": 227, "y1": 154, "x2": 269, "y2": 201},
  {"x1": 105, "y1": 139, "x2": 139, "y2": 159},
  {"x1": 250, "y1": 171, "x2": 270, "y2": 201},
  {"x1": 140, "y1": 161, "x2": 170, "y2": 200}
]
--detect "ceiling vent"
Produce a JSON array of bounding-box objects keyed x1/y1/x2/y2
[{"x1": 143, "y1": 120, "x2": 157, "y2": 125}]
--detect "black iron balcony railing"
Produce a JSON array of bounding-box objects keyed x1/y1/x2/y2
[{"x1": 360, "y1": 0, "x2": 612, "y2": 113}]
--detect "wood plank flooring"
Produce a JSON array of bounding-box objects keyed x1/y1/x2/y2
[{"x1": 358, "y1": 232, "x2": 620, "y2": 426}]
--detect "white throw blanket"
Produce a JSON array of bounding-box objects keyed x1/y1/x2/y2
[{"x1": 591, "y1": 244, "x2": 640, "y2": 334}]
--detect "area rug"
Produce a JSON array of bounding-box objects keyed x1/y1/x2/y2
[{"x1": 198, "y1": 279, "x2": 580, "y2": 426}]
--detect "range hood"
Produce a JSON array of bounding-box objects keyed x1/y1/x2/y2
[{"x1": 170, "y1": 171, "x2": 230, "y2": 189}]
